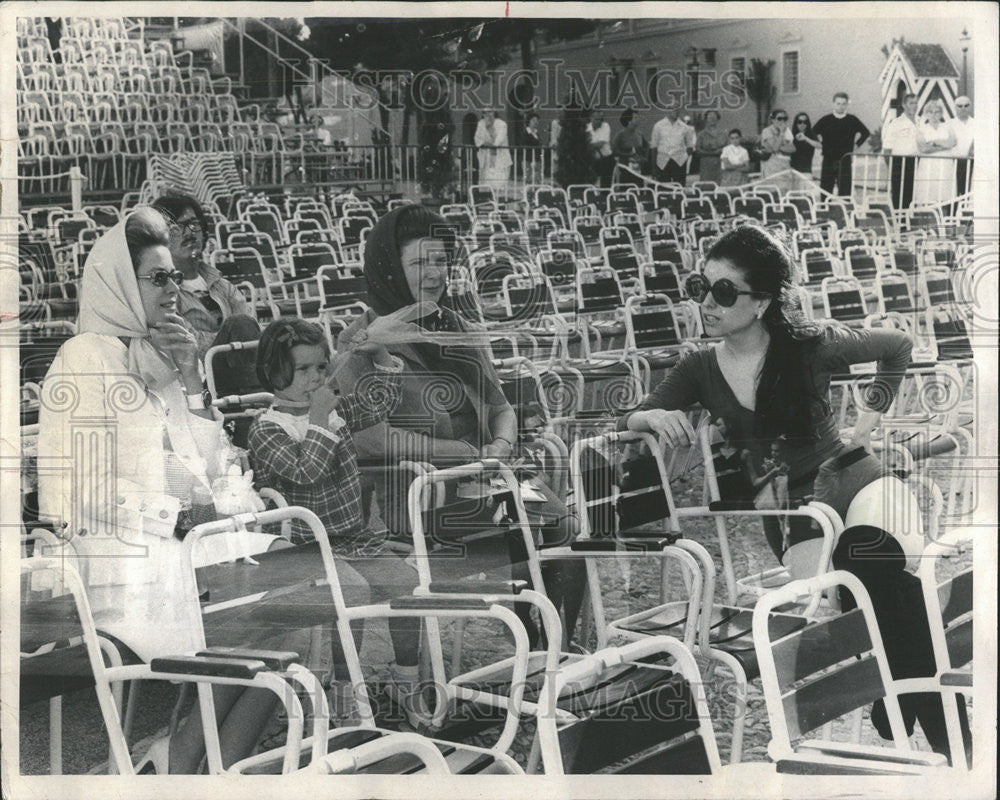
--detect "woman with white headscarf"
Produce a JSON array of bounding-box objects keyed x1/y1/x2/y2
[
  {"x1": 38, "y1": 208, "x2": 302, "y2": 773},
  {"x1": 474, "y1": 108, "x2": 512, "y2": 191}
]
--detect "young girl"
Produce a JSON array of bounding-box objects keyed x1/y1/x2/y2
[{"x1": 248, "y1": 317, "x2": 423, "y2": 725}]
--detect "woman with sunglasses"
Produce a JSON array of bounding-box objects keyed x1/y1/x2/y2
[
  {"x1": 38, "y1": 208, "x2": 307, "y2": 772},
  {"x1": 759, "y1": 109, "x2": 796, "y2": 190},
  {"x1": 790, "y1": 113, "x2": 820, "y2": 175},
  {"x1": 619, "y1": 225, "x2": 971, "y2": 763}
]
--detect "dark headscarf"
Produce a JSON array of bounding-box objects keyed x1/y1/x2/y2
[
  {"x1": 363, "y1": 204, "x2": 457, "y2": 316},
  {"x1": 362, "y1": 204, "x2": 485, "y2": 389}
]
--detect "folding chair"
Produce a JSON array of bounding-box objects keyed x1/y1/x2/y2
[
  {"x1": 404, "y1": 461, "x2": 719, "y2": 774},
  {"x1": 568, "y1": 430, "x2": 833, "y2": 761},
  {"x1": 754, "y1": 570, "x2": 954, "y2": 775},
  {"x1": 622, "y1": 293, "x2": 693, "y2": 386},
  {"x1": 918, "y1": 527, "x2": 973, "y2": 770},
  {"x1": 638, "y1": 260, "x2": 684, "y2": 303},
  {"x1": 821, "y1": 276, "x2": 868, "y2": 324},
  {"x1": 602, "y1": 243, "x2": 642, "y2": 290}
]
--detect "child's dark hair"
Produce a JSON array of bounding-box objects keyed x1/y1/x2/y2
[
  {"x1": 256, "y1": 318, "x2": 329, "y2": 392},
  {"x1": 728, "y1": 128, "x2": 742, "y2": 137},
  {"x1": 706, "y1": 226, "x2": 824, "y2": 443}
]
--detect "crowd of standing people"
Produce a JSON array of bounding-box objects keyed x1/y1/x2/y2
[{"x1": 469, "y1": 88, "x2": 973, "y2": 208}]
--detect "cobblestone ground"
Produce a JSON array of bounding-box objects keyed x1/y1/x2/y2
[{"x1": 19, "y1": 457, "x2": 972, "y2": 774}]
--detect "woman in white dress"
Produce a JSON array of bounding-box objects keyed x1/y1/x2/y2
[
  {"x1": 474, "y1": 108, "x2": 512, "y2": 192},
  {"x1": 38, "y1": 208, "x2": 305, "y2": 772},
  {"x1": 913, "y1": 99, "x2": 957, "y2": 208}
]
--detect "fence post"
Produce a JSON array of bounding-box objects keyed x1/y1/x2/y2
[{"x1": 69, "y1": 166, "x2": 84, "y2": 212}]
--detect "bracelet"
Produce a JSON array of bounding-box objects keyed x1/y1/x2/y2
[
  {"x1": 493, "y1": 437, "x2": 515, "y2": 450},
  {"x1": 185, "y1": 392, "x2": 207, "y2": 411}
]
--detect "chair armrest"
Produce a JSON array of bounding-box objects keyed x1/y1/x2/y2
[
  {"x1": 196, "y1": 647, "x2": 301, "y2": 671},
  {"x1": 428, "y1": 580, "x2": 527, "y2": 595},
  {"x1": 940, "y1": 670, "x2": 972, "y2": 688},
  {"x1": 777, "y1": 753, "x2": 947, "y2": 776},
  {"x1": 388, "y1": 596, "x2": 491, "y2": 611},
  {"x1": 149, "y1": 655, "x2": 266, "y2": 680}
]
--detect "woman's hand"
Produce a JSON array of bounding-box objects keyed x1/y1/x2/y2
[
  {"x1": 352, "y1": 341, "x2": 396, "y2": 368},
  {"x1": 630, "y1": 409, "x2": 696, "y2": 449},
  {"x1": 849, "y1": 409, "x2": 882, "y2": 453},
  {"x1": 481, "y1": 439, "x2": 513, "y2": 461},
  {"x1": 150, "y1": 313, "x2": 199, "y2": 376}
]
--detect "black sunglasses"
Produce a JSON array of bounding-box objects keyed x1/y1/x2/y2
[
  {"x1": 138, "y1": 269, "x2": 184, "y2": 287},
  {"x1": 684, "y1": 273, "x2": 768, "y2": 307},
  {"x1": 774, "y1": 115, "x2": 788, "y2": 121}
]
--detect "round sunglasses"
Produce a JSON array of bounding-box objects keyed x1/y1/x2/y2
[
  {"x1": 684, "y1": 273, "x2": 769, "y2": 307},
  {"x1": 137, "y1": 269, "x2": 185, "y2": 287}
]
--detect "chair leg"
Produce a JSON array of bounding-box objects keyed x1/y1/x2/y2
[
  {"x1": 450, "y1": 619, "x2": 466, "y2": 676},
  {"x1": 49, "y1": 695, "x2": 62, "y2": 774},
  {"x1": 526, "y1": 730, "x2": 543, "y2": 774},
  {"x1": 122, "y1": 679, "x2": 141, "y2": 744}
]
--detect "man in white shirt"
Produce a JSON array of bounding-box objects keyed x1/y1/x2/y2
[
  {"x1": 882, "y1": 93, "x2": 919, "y2": 209},
  {"x1": 949, "y1": 96, "x2": 973, "y2": 200},
  {"x1": 588, "y1": 111, "x2": 614, "y2": 187},
  {"x1": 650, "y1": 106, "x2": 696, "y2": 186}
]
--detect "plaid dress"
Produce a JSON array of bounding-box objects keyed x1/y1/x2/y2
[{"x1": 248, "y1": 366, "x2": 401, "y2": 554}]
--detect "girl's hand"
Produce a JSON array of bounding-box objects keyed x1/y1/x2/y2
[
  {"x1": 308, "y1": 386, "x2": 340, "y2": 423},
  {"x1": 150, "y1": 313, "x2": 199, "y2": 375},
  {"x1": 633, "y1": 409, "x2": 696, "y2": 449}
]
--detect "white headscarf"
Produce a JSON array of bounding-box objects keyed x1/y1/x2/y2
[{"x1": 78, "y1": 211, "x2": 179, "y2": 393}]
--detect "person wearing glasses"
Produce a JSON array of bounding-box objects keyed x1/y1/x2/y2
[
  {"x1": 152, "y1": 194, "x2": 262, "y2": 396},
  {"x1": 38, "y1": 208, "x2": 306, "y2": 772},
  {"x1": 759, "y1": 109, "x2": 796, "y2": 191},
  {"x1": 790, "y1": 112, "x2": 820, "y2": 176},
  {"x1": 618, "y1": 226, "x2": 970, "y2": 762}
]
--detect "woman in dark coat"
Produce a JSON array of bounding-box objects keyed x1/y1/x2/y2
[{"x1": 336, "y1": 204, "x2": 586, "y2": 647}]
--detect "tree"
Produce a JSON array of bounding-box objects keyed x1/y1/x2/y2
[
  {"x1": 555, "y1": 94, "x2": 595, "y2": 188},
  {"x1": 745, "y1": 58, "x2": 776, "y2": 133}
]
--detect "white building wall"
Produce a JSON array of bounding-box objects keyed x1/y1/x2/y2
[{"x1": 506, "y1": 16, "x2": 975, "y2": 144}]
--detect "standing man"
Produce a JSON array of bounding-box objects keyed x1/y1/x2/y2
[
  {"x1": 588, "y1": 111, "x2": 614, "y2": 188},
  {"x1": 948, "y1": 96, "x2": 974, "y2": 200},
  {"x1": 650, "y1": 106, "x2": 696, "y2": 186},
  {"x1": 813, "y1": 92, "x2": 870, "y2": 196},
  {"x1": 882, "y1": 93, "x2": 919, "y2": 209}
]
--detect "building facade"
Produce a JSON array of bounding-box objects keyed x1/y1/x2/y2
[{"x1": 491, "y1": 16, "x2": 976, "y2": 145}]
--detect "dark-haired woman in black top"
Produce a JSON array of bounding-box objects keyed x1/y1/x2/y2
[
  {"x1": 620, "y1": 225, "x2": 970, "y2": 763},
  {"x1": 790, "y1": 113, "x2": 821, "y2": 174}
]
